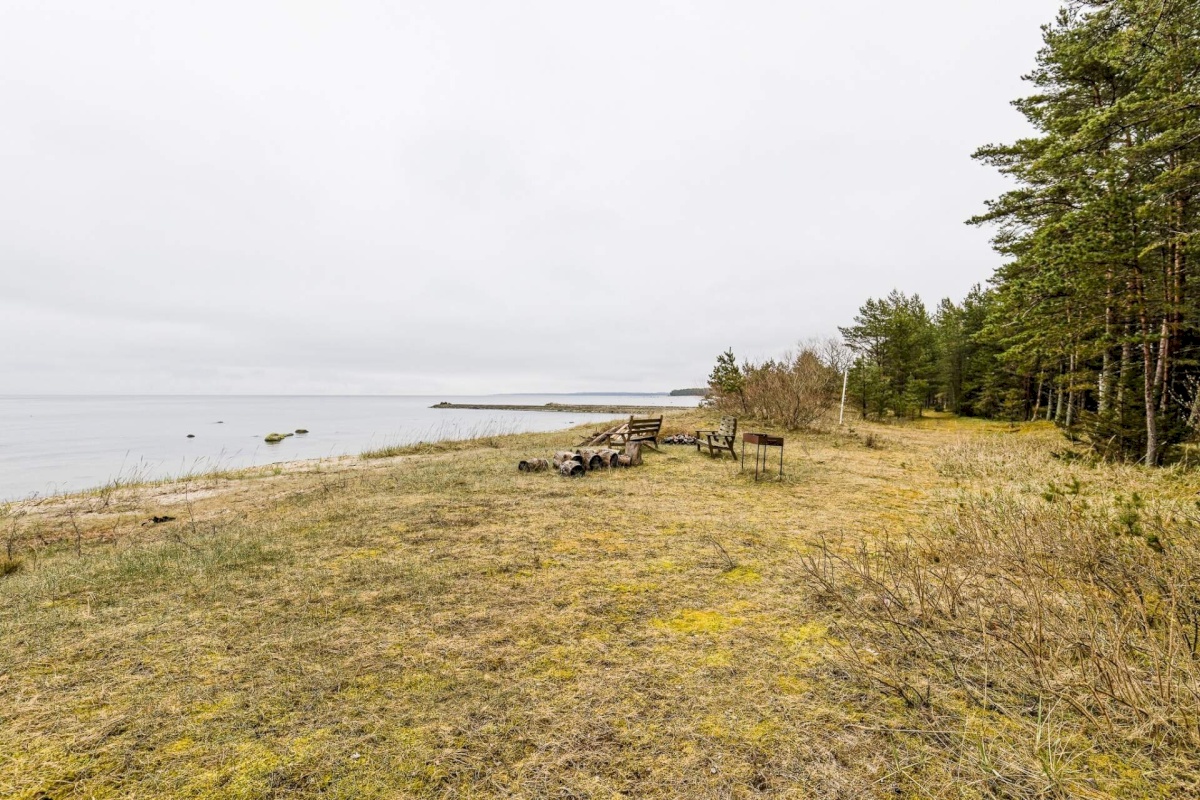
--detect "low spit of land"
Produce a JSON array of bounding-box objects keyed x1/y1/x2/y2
[
  {"x1": 3, "y1": 412, "x2": 1200, "y2": 798},
  {"x1": 430, "y1": 401, "x2": 681, "y2": 414}
]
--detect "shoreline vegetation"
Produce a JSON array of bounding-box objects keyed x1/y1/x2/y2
[{"x1": 5, "y1": 411, "x2": 1200, "y2": 796}]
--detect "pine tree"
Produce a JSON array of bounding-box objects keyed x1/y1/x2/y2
[{"x1": 707, "y1": 349, "x2": 746, "y2": 412}]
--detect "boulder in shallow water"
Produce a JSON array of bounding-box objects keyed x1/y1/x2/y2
[
  {"x1": 295, "y1": 428, "x2": 309, "y2": 434},
  {"x1": 187, "y1": 434, "x2": 195, "y2": 438},
  {"x1": 264, "y1": 432, "x2": 288, "y2": 443}
]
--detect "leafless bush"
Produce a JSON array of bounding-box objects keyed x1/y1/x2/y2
[
  {"x1": 799, "y1": 493, "x2": 1200, "y2": 792},
  {"x1": 712, "y1": 341, "x2": 841, "y2": 430}
]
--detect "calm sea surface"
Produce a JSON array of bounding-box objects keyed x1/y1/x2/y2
[{"x1": 0, "y1": 394, "x2": 701, "y2": 500}]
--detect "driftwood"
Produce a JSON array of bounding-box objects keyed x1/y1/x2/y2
[
  {"x1": 518, "y1": 458, "x2": 550, "y2": 472},
  {"x1": 553, "y1": 451, "x2": 583, "y2": 468},
  {"x1": 559, "y1": 460, "x2": 585, "y2": 477},
  {"x1": 578, "y1": 422, "x2": 628, "y2": 447},
  {"x1": 575, "y1": 449, "x2": 604, "y2": 471},
  {"x1": 624, "y1": 441, "x2": 643, "y2": 467}
]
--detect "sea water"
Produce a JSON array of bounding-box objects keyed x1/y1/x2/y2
[{"x1": 0, "y1": 394, "x2": 701, "y2": 500}]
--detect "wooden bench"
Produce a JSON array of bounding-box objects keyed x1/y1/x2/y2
[
  {"x1": 695, "y1": 416, "x2": 737, "y2": 458},
  {"x1": 611, "y1": 415, "x2": 662, "y2": 451},
  {"x1": 579, "y1": 415, "x2": 663, "y2": 450}
]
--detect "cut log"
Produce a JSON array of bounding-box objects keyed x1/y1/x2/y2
[
  {"x1": 616, "y1": 454, "x2": 634, "y2": 467},
  {"x1": 518, "y1": 458, "x2": 550, "y2": 472},
  {"x1": 553, "y1": 451, "x2": 583, "y2": 468},
  {"x1": 596, "y1": 448, "x2": 620, "y2": 468},
  {"x1": 575, "y1": 449, "x2": 604, "y2": 471},
  {"x1": 559, "y1": 460, "x2": 585, "y2": 477},
  {"x1": 624, "y1": 441, "x2": 643, "y2": 467}
]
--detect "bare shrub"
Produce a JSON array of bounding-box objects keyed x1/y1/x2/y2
[
  {"x1": 711, "y1": 342, "x2": 841, "y2": 430},
  {"x1": 799, "y1": 492, "x2": 1200, "y2": 791}
]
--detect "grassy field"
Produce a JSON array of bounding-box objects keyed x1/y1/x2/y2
[{"x1": 4, "y1": 413, "x2": 1200, "y2": 798}]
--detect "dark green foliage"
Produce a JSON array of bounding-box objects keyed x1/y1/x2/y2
[
  {"x1": 707, "y1": 348, "x2": 746, "y2": 412},
  {"x1": 840, "y1": 291, "x2": 938, "y2": 419},
  {"x1": 841, "y1": 2, "x2": 1200, "y2": 464}
]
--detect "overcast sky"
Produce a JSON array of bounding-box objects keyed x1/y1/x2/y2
[{"x1": 1, "y1": 1, "x2": 1055, "y2": 395}]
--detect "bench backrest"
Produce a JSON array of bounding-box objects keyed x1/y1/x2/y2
[
  {"x1": 627, "y1": 416, "x2": 662, "y2": 438},
  {"x1": 717, "y1": 416, "x2": 737, "y2": 438}
]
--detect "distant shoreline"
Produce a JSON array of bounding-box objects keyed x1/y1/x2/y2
[{"x1": 431, "y1": 402, "x2": 684, "y2": 414}]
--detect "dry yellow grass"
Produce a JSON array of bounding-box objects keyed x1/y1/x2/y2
[{"x1": 2, "y1": 413, "x2": 1199, "y2": 798}]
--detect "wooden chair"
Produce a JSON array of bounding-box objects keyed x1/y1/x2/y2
[{"x1": 695, "y1": 416, "x2": 737, "y2": 458}]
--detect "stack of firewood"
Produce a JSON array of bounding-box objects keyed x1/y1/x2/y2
[
  {"x1": 662, "y1": 433, "x2": 698, "y2": 445},
  {"x1": 519, "y1": 442, "x2": 643, "y2": 476}
]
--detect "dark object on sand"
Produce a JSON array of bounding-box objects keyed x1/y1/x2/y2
[{"x1": 518, "y1": 458, "x2": 550, "y2": 472}]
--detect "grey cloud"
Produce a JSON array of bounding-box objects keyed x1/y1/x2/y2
[{"x1": 1, "y1": 0, "x2": 1056, "y2": 394}]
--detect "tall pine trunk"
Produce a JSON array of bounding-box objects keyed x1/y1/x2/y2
[
  {"x1": 1055, "y1": 362, "x2": 1066, "y2": 424},
  {"x1": 1132, "y1": 261, "x2": 1159, "y2": 465},
  {"x1": 1065, "y1": 350, "x2": 1076, "y2": 428},
  {"x1": 1099, "y1": 273, "x2": 1114, "y2": 412}
]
